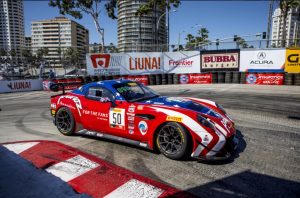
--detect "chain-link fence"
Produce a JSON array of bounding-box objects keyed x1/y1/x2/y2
[{"x1": 0, "y1": 38, "x2": 299, "y2": 80}]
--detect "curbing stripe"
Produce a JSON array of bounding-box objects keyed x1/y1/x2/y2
[
  {"x1": 104, "y1": 179, "x2": 163, "y2": 198},
  {"x1": 46, "y1": 155, "x2": 99, "y2": 182},
  {"x1": 3, "y1": 142, "x2": 39, "y2": 154}
]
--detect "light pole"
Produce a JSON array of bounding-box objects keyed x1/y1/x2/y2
[
  {"x1": 156, "y1": 9, "x2": 176, "y2": 51},
  {"x1": 178, "y1": 30, "x2": 186, "y2": 47}
]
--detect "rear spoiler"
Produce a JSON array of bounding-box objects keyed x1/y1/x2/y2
[{"x1": 50, "y1": 82, "x2": 84, "y2": 95}]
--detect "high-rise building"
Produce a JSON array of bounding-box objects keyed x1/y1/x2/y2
[
  {"x1": 25, "y1": 36, "x2": 31, "y2": 49},
  {"x1": 31, "y1": 17, "x2": 89, "y2": 73},
  {"x1": 271, "y1": 7, "x2": 300, "y2": 47},
  {"x1": 117, "y1": 0, "x2": 167, "y2": 52},
  {"x1": 0, "y1": 0, "x2": 25, "y2": 60}
]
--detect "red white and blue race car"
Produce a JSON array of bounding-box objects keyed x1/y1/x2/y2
[{"x1": 50, "y1": 80, "x2": 238, "y2": 160}]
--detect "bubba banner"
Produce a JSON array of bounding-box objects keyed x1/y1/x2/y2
[
  {"x1": 285, "y1": 48, "x2": 300, "y2": 73},
  {"x1": 179, "y1": 73, "x2": 212, "y2": 84},
  {"x1": 201, "y1": 49, "x2": 240, "y2": 72},
  {"x1": 0, "y1": 79, "x2": 43, "y2": 93},
  {"x1": 240, "y1": 49, "x2": 285, "y2": 72},
  {"x1": 246, "y1": 73, "x2": 284, "y2": 85}
]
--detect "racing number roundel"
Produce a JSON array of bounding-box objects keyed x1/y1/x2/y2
[{"x1": 109, "y1": 108, "x2": 125, "y2": 130}]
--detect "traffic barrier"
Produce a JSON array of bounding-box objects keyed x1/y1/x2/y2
[
  {"x1": 232, "y1": 72, "x2": 240, "y2": 84},
  {"x1": 217, "y1": 72, "x2": 225, "y2": 83},
  {"x1": 294, "y1": 73, "x2": 300, "y2": 86},
  {"x1": 212, "y1": 72, "x2": 218, "y2": 83},
  {"x1": 84, "y1": 76, "x2": 92, "y2": 83},
  {"x1": 284, "y1": 73, "x2": 294, "y2": 85},
  {"x1": 240, "y1": 72, "x2": 246, "y2": 84},
  {"x1": 167, "y1": 73, "x2": 174, "y2": 84},
  {"x1": 149, "y1": 74, "x2": 156, "y2": 85},
  {"x1": 173, "y1": 74, "x2": 179, "y2": 84},
  {"x1": 155, "y1": 74, "x2": 162, "y2": 85},
  {"x1": 225, "y1": 72, "x2": 233, "y2": 83},
  {"x1": 161, "y1": 74, "x2": 167, "y2": 85}
]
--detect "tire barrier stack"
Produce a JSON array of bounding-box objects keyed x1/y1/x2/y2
[
  {"x1": 225, "y1": 72, "x2": 233, "y2": 83},
  {"x1": 43, "y1": 72, "x2": 300, "y2": 91},
  {"x1": 217, "y1": 72, "x2": 225, "y2": 83}
]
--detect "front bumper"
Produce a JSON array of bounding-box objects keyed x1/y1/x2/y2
[{"x1": 196, "y1": 135, "x2": 239, "y2": 161}]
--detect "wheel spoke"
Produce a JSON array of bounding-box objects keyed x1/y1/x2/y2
[{"x1": 158, "y1": 125, "x2": 184, "y2": 155}]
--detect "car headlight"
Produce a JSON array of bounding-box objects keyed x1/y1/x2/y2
[
  {"x1": 197, "y1": 114, "x2": 214, "y2": 129},
  {"x1": 216, "y1": 103, "x2": 226, "y2": 114}
]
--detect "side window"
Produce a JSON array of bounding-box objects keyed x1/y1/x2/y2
[{"x1": 86, "y1": 87, "x2": 114, "y2": 101}]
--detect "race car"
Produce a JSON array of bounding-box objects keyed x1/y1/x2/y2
[{"x1": 50, "y1": 80, "x2": 238, "y2": 160}]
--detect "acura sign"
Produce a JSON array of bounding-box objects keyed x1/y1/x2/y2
[{"x1": 240, "y1": 49, "x2": 285, "y2": 72}]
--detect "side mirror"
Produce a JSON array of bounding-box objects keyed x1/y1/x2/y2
[{"x1": 50, "y1": 83, "x2": 59, "y2": 92}]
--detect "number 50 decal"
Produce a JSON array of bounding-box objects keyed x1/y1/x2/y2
[{"x1": 109, "y1": 108, "x2": 125, "y2": 130}]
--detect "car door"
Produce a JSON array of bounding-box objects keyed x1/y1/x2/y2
[{"x1": 82, "y1": 86, "x2": 112, "y2": 132}]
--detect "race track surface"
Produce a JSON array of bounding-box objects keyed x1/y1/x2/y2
[{"x1": 0, "y1": 84, "x2": 299, "y2": 197}]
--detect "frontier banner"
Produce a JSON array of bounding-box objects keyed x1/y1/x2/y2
[
  {"x1": 201, "y1": 49, "x2": 240, "y2": 72},
  {"x1": 179, "y1": 73, "x2": 212, "y2": 84},
  {"x1": 246, "y1": 73, "x2": 284, "y2": 85},
  {"x1": 240, "y1": 49, "x2": 285, "y2": 72},
  {"x1": 285, "y1": 48, "x2": 300, "y2": 73}
]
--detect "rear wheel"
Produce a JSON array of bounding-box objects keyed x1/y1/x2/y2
[
  {"x1": 55, "y1": 107, "x2": 75, "y2": 136},
  {"x1": 156, "y1": 122, "x2": 190, "y2": 160}
]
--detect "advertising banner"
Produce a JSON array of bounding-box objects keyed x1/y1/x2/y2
[
  {"x1": 163, "y1": 51, "x2": 200, "y2": 74},
  {"x1": 124, "y1": 52, "x2": 163, "y2": 75},
  {"x1": 0, "y1": 79, "x2": 43, "y2": 93},
  {"x1": 201, "y1": 49, "x2": 240, "y2": 72},
  {"x1": 285, "y1": 48, "x2": 300, "y2": 73},
  {"x1": 86, "y1": 53, "x2": 126, "y2": 76},
  {"x1": 179, "y1": 73, "x2": 212, "y2": 84},
  {"x1": 246, "y1": 73, "x2": 284, "y2": 85},
  {"x1": 240, "y1": 49, "x2": 285, "y2": 72}
]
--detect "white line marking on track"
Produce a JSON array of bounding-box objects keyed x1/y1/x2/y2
[
  {"x1": 104, "y1": 179, "x2": 163, "y2": 198},
  {"x1": 3, "y1": 142, "x2": 39, "y2": 154},
  {"x1": 46, "y1": 155, "x2": 99, "y2": 182}
]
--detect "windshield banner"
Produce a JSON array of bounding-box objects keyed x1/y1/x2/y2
[
  {"x1": 246, "y1": 73, "x2": 284, "y2": 85},
  {"x1": 179, "y1": 73, "x2": 212, "y2": 84},
  {"x1": 240, "y1": 49, "x2": 285, "y2": 72}
]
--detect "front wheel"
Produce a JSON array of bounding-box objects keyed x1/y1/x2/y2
[
  {"x1": 55, "y1": 107, "x2": 75, "y2": 136},
  {"x1": 156, "y1": 122, "x2": 191, "y2": 160}
]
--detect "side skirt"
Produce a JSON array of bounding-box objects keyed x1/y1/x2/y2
[{"x1": 76, "y1": 129, "x2": 150, "y2": 149}]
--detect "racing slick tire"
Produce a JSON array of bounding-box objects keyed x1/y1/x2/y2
[
  {"x1": 55, "y1": 107, "x2": 75, "y2": 136},
  {"x1": 156, "y1": 122, "x2": 191, "y2": 160}
]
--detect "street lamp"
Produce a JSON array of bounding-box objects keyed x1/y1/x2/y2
[{"x1": 156, "y1": 9, "x2": 177, "y2": 51}]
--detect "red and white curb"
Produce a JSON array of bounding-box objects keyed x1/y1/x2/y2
[{"x1": 2, "y1": 141, "x2": 195, "y2": 198}]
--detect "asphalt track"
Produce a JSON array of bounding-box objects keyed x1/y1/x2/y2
[{"x1": 0, "y1": 84, "x2": 299, "y2": 198}]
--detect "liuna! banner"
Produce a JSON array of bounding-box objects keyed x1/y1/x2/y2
[
  {"x1": 246, "y1": 73, "x2": 284, "y2": 85},
  {"x1": 179, "y1": 73, "x2": 212, "y2": 84}
]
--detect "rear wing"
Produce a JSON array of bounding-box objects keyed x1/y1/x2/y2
[{"x1": 50, "y1": 82, "x2": 83, "y2": 96}]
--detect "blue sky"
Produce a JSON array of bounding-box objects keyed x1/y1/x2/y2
[{"x1": 24, "y1": 1, "x2": 273, "y2": 45}]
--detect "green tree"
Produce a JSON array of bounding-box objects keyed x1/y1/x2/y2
[
  {"x1": 36, "y1": 47, "x2": 49, "y2": 62},
  {"x1": 277, "y1": 0, "x2": 300, "y2": 47},
  {"x1": 107, "y1": 43, "x2": 119, "y2": 53},
  {"x1": 0, "y1": 48, "x2": 7, "y2": 57},
  {"x1": 63, "y1": 47, "x2": 80, "y2": 74},
  {"x1": 235, "y1": 36, "x2": 249, "y2": 48},
  {"x1": 185, "y1": 28, "x2": 210, "y2": 50},
  {"x1": 49, "y1": 0, "x2": 116, "y2": 52}
]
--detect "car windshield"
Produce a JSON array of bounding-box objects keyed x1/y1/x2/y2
[{"x1": 113, "y1": 82, "x2": 159, "y2": 102}]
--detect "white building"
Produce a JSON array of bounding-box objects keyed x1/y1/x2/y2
[
  {"x1": 31, "y1": 17, "x2": 89, "y2": 73},
  {"x1": 0, "y1": 0, "x2": 25, "y2": 60},
  {"x1": 117, "y1": 0, "x2": 167, "y2": 52},
  {"x1": 271, "y1": 7, "x2": 300, "y2": 47}
]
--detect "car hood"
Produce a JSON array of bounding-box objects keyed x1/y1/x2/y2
[{"x1": 139, "y1": 96, "x2": 221, "y2": 118}]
